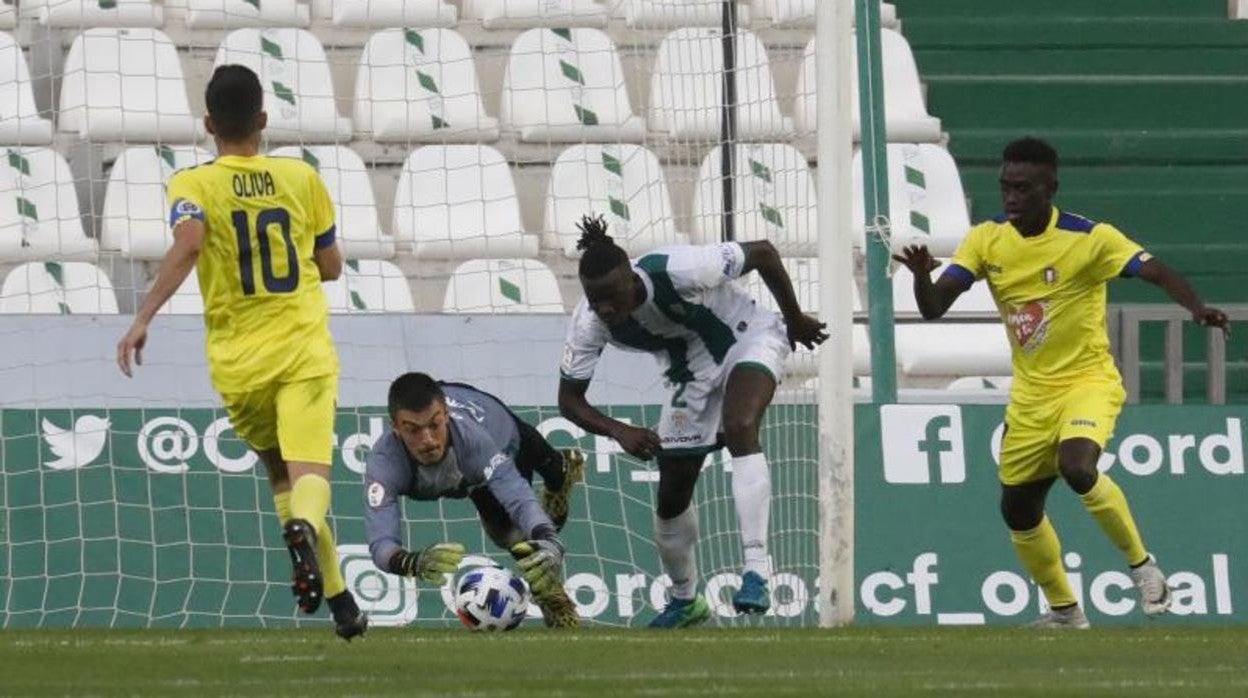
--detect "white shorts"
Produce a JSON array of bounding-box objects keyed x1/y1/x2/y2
[{"x1": 656, "y1": 326, "x2": 790, "y2": 457}]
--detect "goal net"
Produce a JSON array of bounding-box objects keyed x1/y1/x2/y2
[{"x1": 0, "y1": 0, "x2": 831, "y2": 629}]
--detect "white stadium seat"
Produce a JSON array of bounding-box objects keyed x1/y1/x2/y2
[
  {"x1": 0, "y1": 3, "x2": 14, "y2": 28},
  {"x1": 618, "y1": 0, "x2": 751, "y2": 29},
  {"x1": 313, "y1": 0, "x2": 456, "y2": 28},
  {"x1": 186, "y1": 0, "x2": 310, "y2": 28},
  {"x1": 748, "y1": 0, "x2": 897, "y2": 28},
  {"x1": 354, "y1": 28, "x2": 498, "y2": 143},
  {"x1": 0, "y1": 32, "x2": 53, "y2": 145},
  {"x1": 692, "y1": 143, "x2": 816, "y2": 255},
  {"x1": 544, "y1": 144, "x2": 685, "y2": 257},
  {"x1": 28, "y1": 0, "x2": 163, "y2": 27},
  {"x1": 442, "y1": 258, "x2": 563, "y2": 313},
  {"x1": 214, "y1": 29, "x2": 352, "y2": 142},
  {"x1": 464, "y1": 0, "x2": 609, "y2": 29},
  {"x1": 795, "y1": 31, "x2": 942, "y2": 143},
  {"x1": 741, "y1": 257, "x2": 870, "y2": 377},
  {"x1": 852, "y1": 144, "x2": 971, "y2": 255},
  {"x1": 649, "y1": 28, "x2": 791, "y2": 141},
  {"x1": 393, "y1": 145, "x2": 537, "y2": 259},
  {"x1": 501, "y1": 28, "x2": 645, "y2": 143},
  {"x1": 159, "y1": 271, "x2": 206, "y2": 315},
  {"x1": 321, "y1": 259, "x2": 414, "y2": 313},
  {"x1": 0, "y1": 147, "x2": 97, "y2": 262},
  {"x1": 946, "y1": 376, "x2": 1012, "y2": 392},
  {"x1": 59, "y1": 29, "x2": 200, "y2": 143},
  {"x1": 269, "y1": 145, "x2": 395, "y2": 259},
  {"x1": 891, "y1": 260, "x2": 1012, "y2": 376},
  {"x1": 102, "y1": 145, "x2": 215, "y2": 259},
  {"x1": 0, "y1": 262, "x2": 118, "y2": 314}
]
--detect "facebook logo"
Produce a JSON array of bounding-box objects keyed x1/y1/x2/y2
[{"x1": 880, "y1": 405, "x2": 967, "y2": 484}]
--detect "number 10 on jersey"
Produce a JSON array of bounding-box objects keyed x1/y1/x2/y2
[{"x1": 232, "y1": 207, "x2": 299, "y2": 296}]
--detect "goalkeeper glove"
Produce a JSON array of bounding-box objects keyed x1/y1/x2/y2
[
  {"x1": 510, "y1": 538, "x2": 565, "y2": 598},
  {"x1": 389, "y1": 542, "x2": 465, "y2": 584}
]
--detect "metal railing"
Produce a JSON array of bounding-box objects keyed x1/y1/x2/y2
[{"x1": 1113, "y1": 304, "x2": 1248, "y2": 405}]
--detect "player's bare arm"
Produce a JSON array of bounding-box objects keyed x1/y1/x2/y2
[
  {"x1": 1137, "y1": 258, "x2": 1230, "y2": 337},
  {"x1": 116, "y1": 218, "x2": 205, "y2": 377},
  {"x1": 557, "y1": 377, "x2": 661, "y2": 460},
  {"x1": 892, "y1": 244, "x2": 966, "y2": 320},
  {"x1": 314, "y1": 239, "x2": 343, "y2": 281},
  {"x1": 740, "y1": 240, "x2": 828, "y2": 350}
]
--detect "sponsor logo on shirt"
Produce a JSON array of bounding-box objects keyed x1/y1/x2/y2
[
  {"x1": 986, "y1": 263, "x2": 1003, "y2": 275},
  {"x1": 367, "y1": 481, "x2": 386, "y2": 508},
  {"x1": 720, "y1": 245, "x2": 739, "y2": 276},
  {"x1": 1070, "y1": 418, "x2": 1098, "y2": 429},
  {"x1": 1006, "y1": 300, "x2": 1050, "y2": 353},
  {"x1": 483, "y1": 452, "x2": 507, "y2": 480}
]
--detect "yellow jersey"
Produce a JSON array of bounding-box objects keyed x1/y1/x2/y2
[
  {"x1": 947, "y1": 207, "x2": 1149, "y2": 395},
  {"x1": 166, "y1": 154, "x2": 338, "y2": 393}
]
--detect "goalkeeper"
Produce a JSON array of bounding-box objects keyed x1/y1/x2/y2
[{"x1": 363, "y1": 372, "x2": 584, "y2": 628}]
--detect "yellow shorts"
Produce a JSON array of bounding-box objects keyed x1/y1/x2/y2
[
  {"x1": 220, "y1": 373, "x2": 338, "y2": 466},
  {"x1": 999, "y1": 379, "x2": 1125, "y2": 486}
]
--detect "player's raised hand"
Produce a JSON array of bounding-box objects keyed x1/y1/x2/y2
[
  {"x1": 891, "y1": 244, "x2": 940, "y2": 275},
  {"x1": 786, "y1": 313, "x2": 829, "y2": 350},
  {"x1": 611, "y1": 424, "x2": 663, "y2": 461},
  {"x1": 393, "y1": 542, "x2": 465, "y2": 584},
  {"x1": 510, "y1": 539, "x2": 564, "y2": 598},
  {"x1": 1195, "y1": 306, "x2": 1231, "y2": 338},
  {"x1": 116, "y1": 321, "x2": 149, "y2": 378}
]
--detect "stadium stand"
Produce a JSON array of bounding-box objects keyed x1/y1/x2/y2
[
  {"x1": 692, "y1": 143, "x2": 816, "y2": 255},
  {"x1": 463, "y1": 0, "x2": 610, "y2": 29},
  {"x1": 101, "y1": 145, "x2": 216, "y2": 259},
  {"x1": 544, "y1": 143, "x2": 685, "y2": 257},
  {"x1": 749, "y1": 0, "x2": 897, "y2": 28},
  {"x1": 0, "y1": 32, "x2": 53, "y2": 144},
  {"x1": 59, "y1": 29, "x2": 201, "y2": 143},
  {"x1": 354, "y1": 28, "x2": 499, "y2": 143},
  {"x1": 851, "y1": 143, "x2": 970, "y2": 253},
  {"x1": 185, "y1": 0, "x2": 311, "y2": 28},
  {"x1": 0, "y1": 147, "x2": 97, "y2": 262},
  {"x1": 29, "y1": 0, "x2": 164, "y2": 28},
  {"x1": 500, "y1": 28, "x2": 645, "y2": 143},
  {"x1": 890, "y1": 260, "x2": 1012, "y2": 377},
  {"x1": 0, "y1": 2, "x2": 14, "y2": 29},
  {"x1": 322, "y1": 258, "x2": 415, "y2": 312},
  {"x1": 269, "y1": 145, "x2": 396, "y2": 259},
  {"x1": 158, "y1": 272, "x2": 205, "y2": 315},
  {"x1": 618, "y1": 0, "x2": 751, "y2": 29},
  {"x1": 0, "y1": 261, "x2": 118, "y2": 313},
  {"x1": 314, "y1": 0, "x2": 456, "y2": 28},
  {"x1": 441, "y1": 258, "x2": 564, "y2": 313}
]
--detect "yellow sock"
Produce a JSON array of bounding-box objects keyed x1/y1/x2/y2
[
  {"x1": 273, "y1": 491, "x2": 292, "y2": 525},
  {"x1": 289, "y1": 475, "x2": 346, "y2": 599},
  {"x1": 1080, "y1": 474, "x2": 1149, "y2": 567},
  {"x1": 1010, "y1": 516, "x2": 1077, "y2": 608}
]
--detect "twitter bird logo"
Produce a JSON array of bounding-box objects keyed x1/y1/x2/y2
[{"x1": 42, "y1": 415, "x2": 110, "y2": 470}]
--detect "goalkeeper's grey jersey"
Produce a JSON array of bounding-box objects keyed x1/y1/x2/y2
[
  {"x1": 560, "y1": 242, "x2": 775, "y2": 385},
  {"x1": 363, "y1": 383, "x2": 553, "y2": 571}
]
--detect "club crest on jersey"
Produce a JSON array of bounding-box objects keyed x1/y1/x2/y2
[
  {"x1": 1006, "y1": 300, "x2": 1050, "y2": 353},
  {"x1": 1043, "y1": 267, "x2": 1059, "y2": 285}
]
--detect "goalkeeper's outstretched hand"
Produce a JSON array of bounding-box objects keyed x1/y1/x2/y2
[
  {"x1": 510, "y1": 539, "x2": 564, "y2": 598},
  {"x1": 390, "y1": 543, "x2": 465, "y2": 584}
]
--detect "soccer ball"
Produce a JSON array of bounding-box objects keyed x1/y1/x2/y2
[{"x1": 454, "y1": 565, "x2": 530, "y2": 632}]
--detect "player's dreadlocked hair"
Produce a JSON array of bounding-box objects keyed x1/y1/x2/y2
[
  {"x1": 576, "y1": 214, "x2": 629, "y2": 279},
  {"x1": 1003, "y1": 136, "x2": 1058, "y2": 172}
]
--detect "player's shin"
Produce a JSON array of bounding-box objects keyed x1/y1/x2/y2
[
  {"x1": 655, "y1": 505, "x2": 699, "y2": 599},
  {"x1": 1079, "y1": 474, "x2": 1149, "y2": 567},
  {"x1": 730, "y1": 453, "x2": 772, "y2": 578},
  {"x1": 1010, "y1": 516, "x2": 1078, "y2": 609}
]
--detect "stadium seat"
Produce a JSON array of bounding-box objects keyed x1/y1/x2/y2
[
  {"x1": 618, "y1": 0, "x2": 752, "y2": 29},
  {"x1": 0, "y1": 3, "x2": 14, "y2": 28},
  {"x1": 269, "y1": 145, "x2": 395, "y2": 259},
  {"x1": 795, "y1": 31, "x2": 942, "y2": 143},
  {"x1": 501, "y1": 28, "x2": 645, "y2": 143},
  {"x1": 59, "y1": 29, "x2": 200, "y2": 143},
  {"x1": 321, "y1": 259, "x2": 414, "y2": 313},
  {"x1": 442, "y1": 258, "x2": 563, "y2": 313},
  {"x1": 945, "y1": 375, "x2": 1012, "y2": 392},
  {"x1": 214, "y1": 29, "x2": 352, "y2": 142},
  {"x1": 186, "y1": 0, "x2": 310, "y2": 28},
  {"x1": 0, "y1": 33, "x2": 53, "y2": 145},
  {"x1": 26, "y1": 0, "x2": 163, "y2": 27},
  {"x1": 852, "y1": 144, "x2": 971, "y2": 255},
  {"x1": 158, "y1": 271, "x2": 205, "y2": 315},
  {"x1": 891, "y1": 260, "x2": 1012, "y2": 376},
  {"x1": 0, "y1": 147, "x2": 97, "y2": 262},
  {"x1": 692, "y1": 143, "x2": 816, "y2": 255},
  {"x1": 544, "y1": 144, "x2": 685, "y2": 257},
  {"x1": 393, "y1": 145, "x2": 537, "y2": 259},
  {"x1": 740, "y1": 257, "x2": 870, "y2": 377},
  {"x1": 101, "y1": 145, "x2": 215, "y2": 259},
  {"x1": 354, "y1": 28, "x2": 499, "y2": 143},
  {"x1": 312, "y1": 0, "x2": 456, "y2": 27},
  {"x1": 649, "y1": 28, "x2": 791, "y2": 141},
  {"x1": 0, "y1": 262, "x2": 118, "y2": 314},
  {"x1": 748, "y1": 0, "x2": 897, "y2": 28},
  {"x1": 463, "y1": 0, "x2": 609, "y2": 28}
]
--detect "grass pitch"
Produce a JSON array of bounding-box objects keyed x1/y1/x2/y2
[{"x1": 1, "y1": 627, "x2": 1246, "y2": 696}]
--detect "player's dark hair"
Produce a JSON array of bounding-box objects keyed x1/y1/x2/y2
[
  {"x1": 575, "y1": 214, "x2": 629, "y2": 280},
  {"x1": 1002, "y1": 137, "x2": 1059, "y2": 172},
  {"x1": 205, "y1": 64, "x2": 264, "y2": 141},
  {"x1": 388, "y1": 372, "x2": 444, "y2": 418}
]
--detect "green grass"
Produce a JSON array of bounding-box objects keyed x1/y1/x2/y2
[{"x1": 2, "y1": 627, "x2": 1248, "y2": 696}]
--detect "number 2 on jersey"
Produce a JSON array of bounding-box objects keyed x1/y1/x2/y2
[{"x1": 232, "y1": 207, "x2": 298, "y2": 296}]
